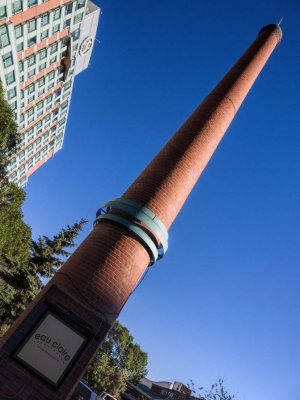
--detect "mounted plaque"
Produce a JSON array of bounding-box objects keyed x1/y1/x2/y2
[{"x1": 14, "y1": 311, "x2": 87, "y2": 387}]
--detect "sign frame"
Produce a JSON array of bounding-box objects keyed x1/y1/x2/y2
[{"x1": 13, "y1": 309, "x2": 89, "y2": 388}]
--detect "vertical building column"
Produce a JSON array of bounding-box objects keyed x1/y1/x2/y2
[{"x1": 0, "y1": 24, "x2": 281, "y2": 400}]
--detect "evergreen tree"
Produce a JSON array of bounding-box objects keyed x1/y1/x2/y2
[
  {"x1": 0, "y1": 219, "x2": 86, "y2": 334},
  {"x1": 29, "y1": 219, "x2": 87, "y2": 277}
]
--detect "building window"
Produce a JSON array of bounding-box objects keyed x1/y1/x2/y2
[
  {"x1": 41, "y1": 30, "x2": 49, "y2": 40},
  {"x1": 64, "y1": 19, "x2": 71, "y2": 28},
  {"x1": 28, "y1": 0, "x2": 38, "y2": 8},
  {"x1": 39, "y1": 48, "x2": 47, "y2": 60},
  {"x1": 60, "y1": 49, "x2": 67, "y2": 58},
  {"x1": 64, "y1": 81, "x2": 72, "y2": 91},
  {"x1": 28, "y1": 36, "x2": 37, "y2": 47},
  {"x1": 37, "y1": 120, "x2": 43, "y2": 131},
  {"x1": 2, "y1": 52, "x2": 13, "y2": 67},
  {"x1": 65, "y1": 3, "x2": 73, "y2": 14},
  {"x1": 72, "y1": 28, "x2": 81, "y2": 41},
  {"x1": 74, "y1": 13, "x2": 83, "y2": 25},
  {"x1": 27, "y1": 128, "x2": 34, "y2": 141},
  {"x1": 41, "y1": 13, "x2": 49, "y2": 26},
  {"x1": 50, "y1": 42, "x2": 58, "y2": 54},
  {"x1": 28, "y1": 68, "x2": 36, "y2": 78},
  {"x1": 28, "y1": 54, "x2": 35, "y2": 67},
  {"x1": 17, "y1": 42, "x2": 24, "y2": 51},
  {"x1": 5, "y1": 71, "x2": 15, "y2": 85},
  {"x1": 43, "y1": 131, "x2": 49, "y2": 141},
  {"x1": 28, "y1": 108, "x2": 34, "y2": 118},
  {"x1": 37, "y1": 102, "x2": 43, "y2": 112},
  {"x1": 53, "y1": 8, "x2": 61, "y2": 20},
  {"x1": 38, "y1": 77, "x2": 45, "y2": 87},
  {"x1": 7, "y1": 87, "x2": 17, "y2": 100},
  {"x1": 10, "y1": 101, "x2": 17, "y2": 110},
  {"x1": 10, "y1": 158, "x2": 17, "y2": 168},
  {"x1": 46, "y1": 94, "x2": 53, "y2": 104},
  {"x1": 12, "y1": 0, "x2": 22, "y2": 13},
  {"x1": 28, "y1": 19, "x2": 36, "y2": 32},
  {"x1": 0, "y1": 25, "x2": 10, "y2": 48},
  {"x1": 28, "y1": 83, "x2": 35, "y2": 94},
  {"x1": 0, "y1": 6, "x2": 7, "y2": 19},
  {"x1": 50, "y1": 56, "x2": 57, "y2": 64},
  {"x1": 76, "y1": 0, "x2": 85, "y2": 10},
  {"x1": 52, "y1": 24, "x2": 60, "y2": 34},
  {"x1": 48, "y1": 71, "x2": 55, "y2": 81},
  {"x1": 19, "y1": 135, "x2": 26, "y2": 147},
  {"x1": 15, "y1": 25, "x2": 23, "y2": 38},
  {"x1": 20, "y1": 177, "x2": 26, "y2": 187},
  {"x1": 19, "y1": 61, "x2": 23, "y2": 72},
  {"x1": 39, "y1": 62, "x2": 47, "y2": 71},
  {"x1": 62, "y1": 36, "x2": 69, "y2": 46}
]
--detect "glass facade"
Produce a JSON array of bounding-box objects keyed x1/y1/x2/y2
[{"x1": 0, "y1": 0, "x2": 100, "y2": 187}]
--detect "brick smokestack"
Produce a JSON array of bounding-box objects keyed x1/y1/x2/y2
[{"x1": 0, "y1": 24, "x2": 281, "y2": 400}]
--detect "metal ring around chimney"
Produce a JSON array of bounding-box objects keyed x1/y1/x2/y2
[{"x1": 94, "y1": 198, "x2": 169, "y2": 265}]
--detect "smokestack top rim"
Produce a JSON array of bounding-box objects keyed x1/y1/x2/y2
[{"x1": 258, "y1": 23, "x2": 282, "y2": 44}]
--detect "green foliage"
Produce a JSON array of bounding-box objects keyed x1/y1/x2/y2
[
  {"x1": 29, "y1": 219, "x2": 87, "y2": 277},
  {"x1": 0, "y1": 219, "x2": 87, "y2": 334},
  {"x1": 0, "y1": 81, "x2": 19, "y2": 182},
  {"x1": 0, "y1": 182, "x2": 31, "y2": 262},
  {"x1": 85, "y1": 321, "x2": 148, "y2": 398},
  {"x1": 86, "y1": 351, "x2": 129, "y2": 398}
]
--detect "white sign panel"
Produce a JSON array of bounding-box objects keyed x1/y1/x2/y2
[{"x1": 14, "y1": 312, "x2": 87, "y2": 386}]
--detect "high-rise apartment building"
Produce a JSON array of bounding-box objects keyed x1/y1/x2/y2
[{"x1": 0, "y1": 0, "x2": 100, "y2": 187}]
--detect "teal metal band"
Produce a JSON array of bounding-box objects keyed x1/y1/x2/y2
[
  {"x1": 96, "y1": 214, "x2": 159, "y2": 265},
  {"x1": 103, "y1": 199, "x2": 168, "y2": 254},
  {"x1": 114, "y1": 198, "x2": 168, "y2": 239},
  {"x1": 94, "y1": 197, "x2": 169, "y2": 265}
]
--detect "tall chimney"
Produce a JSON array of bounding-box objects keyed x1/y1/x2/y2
[{"x1": 0, "y1": 24, "x2": 282, "y2": 400}]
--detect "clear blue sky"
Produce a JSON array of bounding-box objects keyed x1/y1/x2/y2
[{"x1": 23, "y1": 1, "x2": 300, "y2": 399}]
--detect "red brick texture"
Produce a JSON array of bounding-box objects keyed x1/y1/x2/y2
[
  {"x1": 123, "y1": 24, "x2": 282, "y2": 229},
  {"x1": 0, "y1": 25, "x2": 281, "y2": 400}
]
